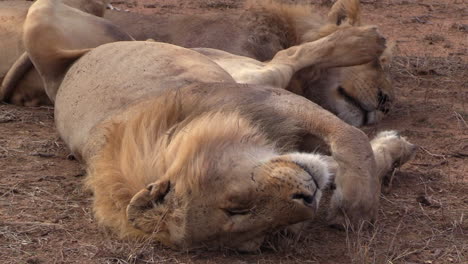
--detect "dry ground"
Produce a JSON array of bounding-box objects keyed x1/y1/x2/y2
[{"x1": 0, "y1": 0, "x2": 467, "y2": 263}]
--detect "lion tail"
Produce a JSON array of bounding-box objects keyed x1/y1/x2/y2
[
  {"x1": 56, "y1": 48, "x2": 93, "y2": 63},
  {"x1": 0, "y1": 52, "x2": 34, "y2": 102}
]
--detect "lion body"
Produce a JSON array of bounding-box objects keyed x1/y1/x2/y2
[
  {"x1": 56, "y1": 41, "x2": 236, "y2": 161},
  {"x1": 102, "y1": 0, "x2": 395, "y2": 127},
  {"x1": 57, "y1": 40, "x2": 341, "y2": 249},
  {"x1": 12, "y1": 0, "x2": 416, "y2": 250},
  {"x1": 56, "y1": 41, "x2": 413, "y2": 250},
  {"x1": 1, "y1": 0, "x2": 393, "y2": 127}
]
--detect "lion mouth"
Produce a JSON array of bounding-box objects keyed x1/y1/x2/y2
[
  {"x1": 337, "y1": 86, "x2": 373, "y2": 125},
  {"x1": 377, "y1": 91, "x2": 391, "y2": 114}
]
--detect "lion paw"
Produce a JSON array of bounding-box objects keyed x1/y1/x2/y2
[
  {"x1": 331, "y1": 25, "x2": 387, "y2": 67},
  {"x1": 371, "y1": 130, "x2": 417, "y2": 168},
  {"x1": 326, "y1": 130, "x2": 416, "y2": 229}
]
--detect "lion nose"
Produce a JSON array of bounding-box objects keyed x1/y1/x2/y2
[{"x1": 377, "y1": 91, "x2": 391, "y2": 113}]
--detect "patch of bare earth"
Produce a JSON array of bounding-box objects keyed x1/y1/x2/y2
[{"x1": 1, "y1": 0, "x2": 466, "y2": 263}]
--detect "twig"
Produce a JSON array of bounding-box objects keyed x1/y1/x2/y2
[
  {"x1": 5, "y1": 221, "x2": 63, "y2": 227},
  {"x1": 420, "y1": 146, "x2": 447, "y2": 160},
  {"x1": 453, "y1": 111, "x2": 468, "y2": 129}
]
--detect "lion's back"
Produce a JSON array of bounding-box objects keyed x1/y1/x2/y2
[{"x1": 55, "y1": 41, "x2": 234, "y2": 161}]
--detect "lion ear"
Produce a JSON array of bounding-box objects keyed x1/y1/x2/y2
[
  {"x1": 327, "y1": 0, "x2": 361, "y2": 26},
  {"x1": 126, "y1": 180, "x2": 171, "y2": 229}
]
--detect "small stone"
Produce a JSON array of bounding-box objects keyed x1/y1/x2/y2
[{"x1": 416, "y1": 195, "x2": 431, "y2": 206}]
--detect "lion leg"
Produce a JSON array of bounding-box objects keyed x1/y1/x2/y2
[
  {"x1": 194, "y1": 25, "x2": 385, "y2": 90},
  {"x1": 324, "y1": 130, "x2": 416, "y2": 186},
  {"x1": 285, "y1": 131, "x2": 415, "y2": 235},
  {"x1": 368, "y1": 131, "x2": 417, "y2": 182},
  {"x1": 0, "y1": 52, "x2": 34, "y2": 102},
  {"x1": 262, "y1": 89, "x2": 378, "y2": 228},
  {"x1": 23, "y1": 0, "x2": 134, "y2": 102},
  {"x1": 1, "y1": 49, "x2": 91, "y2": 104},
  {"x1": 242, "y1": 25, "x2": 386, "y2": 89},
  {"x1": 194, "y1": 25, "x2": 385, "y2": 91},
  {"x1": 9, "y1": 69, "x2": 51, "y2": 106},
  {"x1": 39, "y1": 48, "x2": 93, "y2": 101},
  {"x1": 270, "y1": 25, "x2": 385, "y2": 74}
]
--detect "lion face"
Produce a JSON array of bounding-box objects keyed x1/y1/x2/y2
[
  {"x1": 332, "y1": 58, "x2": 394, "y2": 127},
  {"x1": 297, "y1": 52, "x2": 393, "y2": 127},
  {"x1": 126, "y1": 153, "x2": 330, "y2": 251},
  {"x1": 297, "y1": 0, "x2": 395, "y2": 127}
]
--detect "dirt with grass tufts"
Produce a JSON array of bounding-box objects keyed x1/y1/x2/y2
[{"x1": 1, "y1": 0, "x2": 466, "y2": 263}]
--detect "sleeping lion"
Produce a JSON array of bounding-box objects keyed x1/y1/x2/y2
[
  {"x1": 18, "y1": 0, "x2": 416, "y2": 251},
  {"x1": 1, "y1": 0, "x2": 393, "y2": 127}
]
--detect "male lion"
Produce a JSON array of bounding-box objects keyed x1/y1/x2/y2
[
  {"x1": 21, "y1": 0, "x2": 415, "y2": 251},
  {"x1": 2, "y1": 0, "x2": 393, "y2": 127}
]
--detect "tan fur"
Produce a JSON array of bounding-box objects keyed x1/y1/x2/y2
[
  {"x1": 245, "y1": 0, "x2": 340, "y2": 43},
  {"x1": 85, "y1": 100, "x2": 277, "y2": 240},
  {"x1": 1, "y1": 0, "x2": 393, "y2": 127},
  {"x1": 65, "y1": 0, "x2": 109, "y2": 17},
  {"x1": 60, "y1": 42, "x2": 412, "y2": 247},
  {"x1": 193, "y1": 25, "x2": 387, "y2": 90},
  {"x1": 54, "y1": 40, "x2": 338, "y2": 249},
  {"x1": 50, "y1": 34, "x2": 392, "y2": 249},
  {"x1": 1, "y1": 51, "x2": 36, "y2": 105},
  {"x1": 0, "y1": 1, "x2": 36, "y2": 104},
  {"x1": 243, "y1": 0, "x2": 393, "y2": 126},
  {"x1": 14, "y1": 2, "x2": 413, "y2": 249},
  {"x1": 113, "y1": 0, "x2": 394, "y2": 127},
  {"x1": 22, "y1": 0, "x2": 133, "y2": 102},
  {"x1": 327, "y1": 0, "x2": 361, "y2": 26},
  {"x1": 370, "y1": 131, "x2": 417, "y2": 179},
  {"x1": 324, "y1": 131, "x2": 417, "y2": 183},
  {"x1": 0, "y1": 0, "x2": 110, "y2": 105}
]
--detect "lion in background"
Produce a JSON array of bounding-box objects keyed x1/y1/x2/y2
[
  {"x1": 0, "y1": 0, "x2": 110, "y2": 105},
  {"x1": 1, "y1": 0, "x2": 393, "y2": 127},
  {"x1": 20, "y1": 0, "x2": 416, "y2": 251}
]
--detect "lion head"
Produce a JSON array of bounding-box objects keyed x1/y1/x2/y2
[
  {"x1": 306, "y1": 0, "x2": 395, "y2": 127},
  {"x1": 86, "y1": 102, "x2": 330, "y2": 251},
  {"x1": 324, "y1": 50, "x2": 394, "y2": 127},
  {"x1": 254, "y1": 0, "x2": 395, "y2": 127},
  {"x1": 292, "y1": 47, "x2": 393, "y2": 127},
  {"x1": 126, "y1": 153, "x2": 329, "y2": 251}
]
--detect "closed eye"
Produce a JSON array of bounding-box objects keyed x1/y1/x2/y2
[
  {"x1": 223, "y1": 208, "x2": 251, "y2": 216},
  {"x1": 337, "y1": 86, "x2": 370, "y2": 112}
]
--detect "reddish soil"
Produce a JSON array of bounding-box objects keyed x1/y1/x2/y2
[{"x1": 1, "y1": 0, "x2": 466, "y2": 263}]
